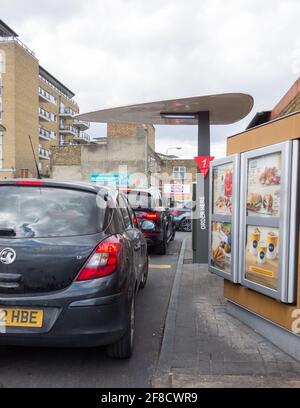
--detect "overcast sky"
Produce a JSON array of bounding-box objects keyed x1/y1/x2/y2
[{"x1": 2, "y1": 0, "x2": 300, "y2": 158}]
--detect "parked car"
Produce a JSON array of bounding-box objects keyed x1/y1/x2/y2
[
  {"x1": 125, "y1": 188, "x2": 176, "y2": 255},
  {"x1": 0, "y1": 180, "x2": 148, "y2": 359},
  {"x1": 171, "y1": 202, "x2": 193, "y2": 232}
]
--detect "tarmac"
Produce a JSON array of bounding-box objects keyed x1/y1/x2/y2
[{"x1": 153, "y1": 236, "x2": 300, "y2": 388}]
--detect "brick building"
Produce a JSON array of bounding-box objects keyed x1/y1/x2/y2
[
  {"x1": 0, "y1": 20, "x2": 90, "y2": 179},
  {"x1": 247, "y1": 76, "x2": 300, "y2": 129},
  {"x1": 51, "y1": 123, "x2": 161, "y2": 185},
  {"x1": 51, "y1": 122, "x2": 197, "y2": 206}
]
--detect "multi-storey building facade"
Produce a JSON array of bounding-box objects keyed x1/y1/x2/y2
[{"x1": 0, "y1": 20, "x2": 90, "y2": 179}]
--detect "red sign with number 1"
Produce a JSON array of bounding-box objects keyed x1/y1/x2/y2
[{"x1": 194, "y1": 156, "x2": 215, "y2": 177}]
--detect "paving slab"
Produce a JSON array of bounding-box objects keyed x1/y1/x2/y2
[{"x1": 153, "y1": 235, "x2": 300, "y2": 388}]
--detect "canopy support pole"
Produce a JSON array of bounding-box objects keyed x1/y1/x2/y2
[{"x1": 193, "y1": 111, "x2": 210, "y2": 264}]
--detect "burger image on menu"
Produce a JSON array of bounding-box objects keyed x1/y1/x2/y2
[{"x1": 247, "y1": 193, "x2": 262, "y2": 212}]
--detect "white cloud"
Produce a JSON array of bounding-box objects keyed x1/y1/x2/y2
[{"x1": 2, "y1": 0, "x2": 300, "y2": 158}]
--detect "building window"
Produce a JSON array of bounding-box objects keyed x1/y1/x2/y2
[
  {"x1": 173, "y1": 166, "x2": 186, "y2": 180},
  {"x1": 0, "y1": 50, "x2": 5, "y2": 74}
]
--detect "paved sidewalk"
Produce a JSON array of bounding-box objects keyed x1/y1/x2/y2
[{"x1": 153, "y1": 236, "x2": 300, "y2": 388}]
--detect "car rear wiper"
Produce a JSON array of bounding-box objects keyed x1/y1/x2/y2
[{"x1": 0, "y1": 228, "x2": 16, "y2": 237}]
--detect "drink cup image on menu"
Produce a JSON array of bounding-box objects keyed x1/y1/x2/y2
[
  {"x1": 250, "y1": 227, "x2": 261, "y2": 255},
  {"x1": 266, "y1": 232, "x2": 278, "y2": 260},
  {"x1": 257, "y1": 242, "x2": 268, "y2": 264},
  {"x1": 245, "y1": 225, "x2": 279, "y2": 290}
]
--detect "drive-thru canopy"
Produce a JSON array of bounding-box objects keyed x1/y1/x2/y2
[
  {"x1": 77, "y1": 93, "x2": 253, "y2": 125},
  {"x1": 77, "y1": 93, "x2": 254, "y2": 263}
]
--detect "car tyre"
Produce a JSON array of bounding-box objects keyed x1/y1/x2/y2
[
  {"x1": 105, "y1": 295, "x2": 135, "y2": 359},
  {"x1": 180, "y1": 218, "x2": 192, "y2": 232},
  {"x1": 170, "y1": 227, "x2": 176, "y2": 241},
  {"x1": 139, "y1": 256, "x2": 149, "y2": 290}
]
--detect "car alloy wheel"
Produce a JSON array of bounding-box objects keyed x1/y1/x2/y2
[
  {"x1": 181, "y1": 219, "x2": 192, "y2": 232},
  {"x1": 139, "y1": 257, "x2": 148, "y2": 290}
]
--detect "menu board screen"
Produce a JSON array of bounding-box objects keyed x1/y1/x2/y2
[
  {"x1": 212, "y1": 163, "x2": 233, "y2": 215},
  {"x1": 245, "y1": 225, "x2": 279, "y2": 290},
  {"x1": 211, "y1": 222, "x2": 232, "y2": 273},
  {"x1": 247, "y1": 152, "x2": 281, "y2": 217}
]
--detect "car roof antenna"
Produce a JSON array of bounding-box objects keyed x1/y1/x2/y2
[{"x1": 29, "y1": 135, "x2": 42, "y2": 179}]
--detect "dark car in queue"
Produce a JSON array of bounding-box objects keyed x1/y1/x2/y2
[
  {"x1": 0, "y1": 180, "x2": 148, "y2": 359},
  {"x1": 171, "y1": 202, "x2": 193, "y2": 232},
  {"x1": 124, "y1": 189, "x2": 176, "y2": 255}
]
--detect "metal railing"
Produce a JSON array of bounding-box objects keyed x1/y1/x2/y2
[
  {"x1": 0, "y1": 36, "x2": 36, "y2": 57},
  {"x1": 39, "y1": 75, "x2": 79, "y2": 109},
  {"x1": 39, "y1": 107, "x2": 52, "y2": 121},
  {"x1": 38, "y1": 87, "x2": 56, "y2": 104},
  {"x1": 75, "y1": 132, "x2": 90, "y2": 142},
  {"x1": 59, "y1": 125, "x2": 77, "y2": 135},
  {"x1": 39, "y1": 127, "x2": 56, "y2": 141},
  {"x1": 59, "y1": 107, "x2": 77, "y2": 116},
  {"x1": 73, "y1": 119, "x2": 90, "y2": 129}
]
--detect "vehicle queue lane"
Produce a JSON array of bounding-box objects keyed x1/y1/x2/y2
[{"x1": 0, "y1": 232, "x2": 188, "y2": 388}]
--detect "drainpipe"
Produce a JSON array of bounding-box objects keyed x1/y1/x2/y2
[{"x1": 144, "y1": 127, "x2": 148, "y2": 178}]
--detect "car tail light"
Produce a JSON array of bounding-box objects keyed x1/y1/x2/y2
[
  {"x1": 171, "y1": 209, "x2": 180, "y2": 216},
  {"x1": 76, "y1": 235, "x2": 123, "y2": 281},
  {"x1": 14, "y1": 180, "x2": 44, "y2": 186},
  {"x1": 144, "y1": 212, "x2": 159, "y2": 221}
]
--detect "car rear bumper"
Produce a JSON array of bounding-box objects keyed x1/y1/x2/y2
[
  {"x1": 0, "y1": 287, "x2": 129, "y2": 348},
  {"x1": 143, "y1": 232, "x2": 163, "y2": 247}
]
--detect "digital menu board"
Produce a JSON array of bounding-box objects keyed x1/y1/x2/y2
[
  {"x1": 247, "y1": 152, "x2": 281, "y2": 218},
  {"x1": 209, "y1": 155, "x2": 239, "y2": 283}
]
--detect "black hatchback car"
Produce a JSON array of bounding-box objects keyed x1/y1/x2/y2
[
  {"x1": 125, "y1": 189, "x2": 176, "y2": 255},
  {"x1": 0, "y1": 180, "x2": 148, "y2": 359}
]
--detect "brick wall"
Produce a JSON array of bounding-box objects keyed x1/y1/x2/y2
[
  {"x1": 51, "y1": 144, "x2": 81, "y2": 165},
  {"x1": 107, "y1": 123, "x2": 155, "y2": 150},
  {"x1": 271, "y1": 77, "x2": 300, "y2": 120},
  {"x1": 161, "y1": 159, "x2": 197, "y2": 182}
]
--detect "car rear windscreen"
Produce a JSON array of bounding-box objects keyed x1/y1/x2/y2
[
  {"x1": 126, "y1": 191, "x2": 157, "y2": 209},
  {"x1": 0, "y1": 187, "x2": 105, "y2": 238}
]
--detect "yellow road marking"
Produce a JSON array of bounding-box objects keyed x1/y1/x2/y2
[{"x1": 149, "y1": 264, "x2": 171, "y2": 269}]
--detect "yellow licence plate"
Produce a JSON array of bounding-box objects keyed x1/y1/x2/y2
[{"x1": 0, "y1": 308, "x2": 44, "y2": 328}]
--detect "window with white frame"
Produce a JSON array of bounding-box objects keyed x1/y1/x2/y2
[
  {"x1": 173, "y1": 166, "x2": 186, "y2": 180},
  {"x1": 0, "y1": 50, "x2": 5, "y2": 74}
]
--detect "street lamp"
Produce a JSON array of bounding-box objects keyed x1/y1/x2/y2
[{"x1": 166, "y1": 146, "x2": 182, "y2": 156}]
